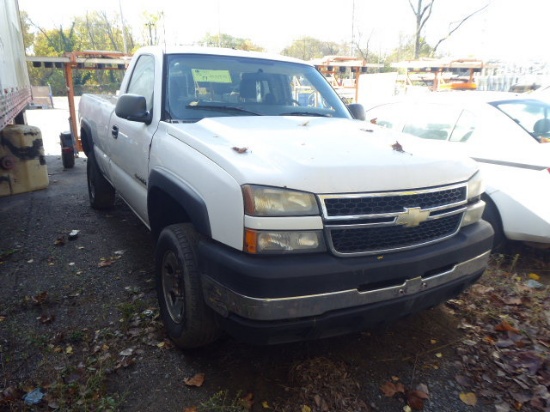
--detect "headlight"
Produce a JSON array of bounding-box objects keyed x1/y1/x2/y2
[
  {"x1": 467, "y1": 171, "x2": 484, "y2": 202},
  {"x1": 244, "y1": 229, "x2": 326, "y2": 254},
  {"x1": 243, "y1": 185, "x2": 319, "y2": 216},
  {"x1": 462, "y1": 171, "x2": 486, "y2": 227}
]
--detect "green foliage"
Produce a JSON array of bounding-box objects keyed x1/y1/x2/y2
[
  {"x1": 383, "y1": 35, "x2": 434, "y2": 65},
  {"x1": 281, "y1": 37, "x2": 345, "y2": 61},
  {"x1": 19, "y1": 10, "x2": 34, "y2": 51},
  {"x1": 22, "y1": 11, "x2": 133, "y2": 95},
  {"x1": 200, "y1": 32, "x2": 264, "y2": 51}
]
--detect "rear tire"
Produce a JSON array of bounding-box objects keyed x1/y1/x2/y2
[
  {"x1": 87, "y1": 150, "x2": 115, "y2": 209},
  {"x1": 155, "y1": 223, "x2": 221, "y2": 349},
  {"x1": 482, "y1": 196, "x2": 506, "y2": 251}
]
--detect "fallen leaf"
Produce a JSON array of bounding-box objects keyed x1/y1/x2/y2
[
  {"x1": 240, "y1": 392, "x2": 254, "y2": 410},
  {"x1": 501, "y1": 296, "x2": 522, "y2": 305},
  {"x1": 0, "y1": 315, "x2": 6, "y2": 322},
  {"x1": 31, "y1": 291, "x2": 48, "y2": 305},
  {"x1": 380, "y1": 381, "x2": 405, "y2": 397},
  {"x1": 119, "y1": 348, "x2": 134, "y2": 356},
  {"x1": 528, "y1": 273, "x2": 540, "y2": 280},
  {"x1": 301, "y1": 406, "x2": 311, "y2": 412},
  {"x1": 470, "y1": 284, "x2": 494, "y2": 294},
  {"x1": 392, "y1": 141, "x2": 404, "y2": 152},
  {"x1": 184, "y1": 373, "x2": 205, "y2": 387},
  {"x1": 459, "y1": 392, "x2": 477, "y2": 406},
  {"x1": 495, "y1": 321, "x2": 520, "y2": 334},
  {"x1": 416, "y1": 383, "x2": 429, "y2": 396},
  {"x1": 232, "y1": 146, "x2": 248, "y2": 153},
  {"x1": 97, "y1": 256, "x2": 121, "y2": 267},
  {"x1": 184, "y1": 407, "x2": 198, "y2": 412},
  {"x1": 380, "y1": 381, "x2": 398, "y2": 397},
  {"x1": 54, "y1": 236, "x2": 66, "y2": 246},
  {"x1": 261, "y1": 400, "x2": 270, "y2": 409},
  {"x1": 37, "y1": 314, "x2": 55, "y2": 324},
  {"x1": 407, "y1": 391, "x2": 426, "y2": 410}
]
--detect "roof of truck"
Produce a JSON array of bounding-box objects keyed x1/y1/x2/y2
[{"x1": 139, "y1": 45, "x2": 311, "y2": 66}]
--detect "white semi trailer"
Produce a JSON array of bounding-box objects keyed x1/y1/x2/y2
[
  {"x1": 0, "y1": 0, "x2": 31, "y2": 130},
  {"x1": 0, "y1": 0, "x2": 48, "y2": 196}
]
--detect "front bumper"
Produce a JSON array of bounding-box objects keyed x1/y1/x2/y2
[
  {"x1": 199, "y1": 220, "x2": 494, "y2": 344},
  {"x1": 203, "y1": 250, "x2": 489, "y2": 321}
]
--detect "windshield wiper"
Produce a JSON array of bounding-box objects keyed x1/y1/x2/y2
[
  {"x1": 280, "y1": 111, "x2": 331, "y2": 117},
  {"x1": 186, "y1": 103, "x2": 261, "y2": 116}
]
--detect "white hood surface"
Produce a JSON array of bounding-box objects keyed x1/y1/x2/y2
[{"x1": 165, "y1": 117, "x2": 479, "y2": 193}]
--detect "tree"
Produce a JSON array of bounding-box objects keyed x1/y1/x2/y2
[
  {"x1": 408, "y1": 0, "x2": 490, "y2": 59},
  {"x1": 141, "y1": 11, "x2": 163, "y2": 47},
  {"x1": 409, "y1": 0, "x2": 435, "y2": 59},
  {"x1": 281, "y1": 37, "x2": 344, "y2": 61},
  {"x1": 199, "y1": 32, "x2": 264, "y2": 51},
  {"x1": 22, "y1": 10, "x2": 136, "y2": 95},
  {"x1": 430, "y1": 3, "x2": 490, "y2": 57},
  {"x1": 19, "y1": 10, "x2": 34, "y2": 52}
]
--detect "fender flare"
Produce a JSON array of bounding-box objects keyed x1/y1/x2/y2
[
  {"x1": 79, "y1": 118, "x2": 93, "y2": 156},
  {"x1": 148, "y1": 169, "x2": 211, "y2": 238}
]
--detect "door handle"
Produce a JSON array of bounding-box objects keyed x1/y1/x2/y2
[{"x1": 111, "y1": 125, "x2": 119, "y2": 139}]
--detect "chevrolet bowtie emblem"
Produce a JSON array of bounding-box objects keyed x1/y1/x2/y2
[{"x1": 396, "y1": 207, "x2": 430, "y2": 227}]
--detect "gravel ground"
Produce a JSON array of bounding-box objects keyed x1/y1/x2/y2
[{"x1": 1, "y1": 100, "x2": 543, "y2": 411}]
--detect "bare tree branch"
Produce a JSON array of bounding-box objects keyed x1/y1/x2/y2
[{"x1": 431, "y1": 2, "x2": 490, "y2": 56}]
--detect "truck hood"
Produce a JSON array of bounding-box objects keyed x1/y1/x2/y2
[{"x1": 163, "y1": 116, "x2": 479, "y2": 193}]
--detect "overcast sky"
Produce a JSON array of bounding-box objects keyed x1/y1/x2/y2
[{"x1": 17, "y1": 0, "x2": 549, "y2": 62}]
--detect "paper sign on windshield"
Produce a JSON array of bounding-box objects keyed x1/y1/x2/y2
[{"x1": 191, "y1": 69, "x2": 232, "y2": 83}]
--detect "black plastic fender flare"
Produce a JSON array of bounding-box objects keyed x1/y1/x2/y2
[
  {"x1": 79, "y1": 118, "x2": 93, "y2": 156},
  {"x1": 148, "y1": 169, "x2": 211, "y2": 238}
]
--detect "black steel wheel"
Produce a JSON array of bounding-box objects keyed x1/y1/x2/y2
[
  {"x1": 155, "y1": 223, "x2": 221, "y2": 349},
  {"x1": 86, "y1": 151, "x2": 115, "y2": 209}
]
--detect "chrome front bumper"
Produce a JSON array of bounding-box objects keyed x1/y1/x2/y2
[{"x1": 203, "y1": 250, "x2": 491, "y2": 321}]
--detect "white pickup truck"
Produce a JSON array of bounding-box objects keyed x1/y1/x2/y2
[{"x1": 78, "y1": 46, "x2": 494, "y2": 348}]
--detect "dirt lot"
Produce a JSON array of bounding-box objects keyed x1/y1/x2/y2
[{"x1": 1, "y1": 102, "x2": 549, "y2": 411}]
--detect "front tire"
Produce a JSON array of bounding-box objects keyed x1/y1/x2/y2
[
  {"x1": 155, "y1": 223, "x2": 221, "y2": 349},
  {"x1": 87, "y1": 150, "x2": 115, "y2": 209}
]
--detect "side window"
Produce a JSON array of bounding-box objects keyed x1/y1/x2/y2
[
  {"x1": 126, "y1": 55, "x2": 155, "y2": 111},
  {"x1": 449, "y1": 110, "x2": 476, "y2": 142},
  {"x1": 402, "y1": 103, "x2": 459, "y2": 141}
]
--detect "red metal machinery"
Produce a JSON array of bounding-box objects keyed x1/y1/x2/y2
[{"x1": 27, "y1": 51, "x2": 131, "y2": 167}]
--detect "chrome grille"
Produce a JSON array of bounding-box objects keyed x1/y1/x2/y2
[
  {"x1": 319, "y1": 184, "x2": 468, "y2": 256},
  {"x1": 324, "y1": 186, "x2": 466, "y2": 217},
  {"x1": 330, "y1": 214, "x2": 462, "y2": 254}
]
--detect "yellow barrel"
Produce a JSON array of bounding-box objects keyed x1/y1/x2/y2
[{"x1": 0, "y1": 124, "x2": 49, "y2": 196}]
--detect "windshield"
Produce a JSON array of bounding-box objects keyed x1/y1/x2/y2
[
  {"x1": 491, "y1": 99, "x2": 550, "y2": 143},
  {"x1": 163, "y1": 54, "x2": 351, "y2": 122}
]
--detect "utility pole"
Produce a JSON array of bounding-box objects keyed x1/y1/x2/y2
[
  {"x1": 145, "y1": 22, "x2": 155, "y2": 46},
  {"x1": 351, "y1": 0, "x2": 355, "y2": 56},
  {"x1": 118, "y1": 0, "x2": 128, "y2": 53}
]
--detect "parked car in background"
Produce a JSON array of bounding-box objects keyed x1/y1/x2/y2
[{"x1": 365, "y1": 92, "x2": 550, "y2": 249}]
